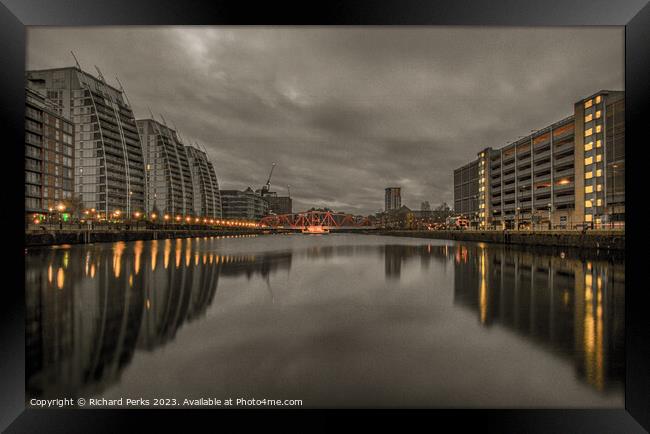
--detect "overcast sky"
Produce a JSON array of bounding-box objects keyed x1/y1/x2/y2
[{"x1": 26, "y1": 26, "x2": 623, "y2": 215}]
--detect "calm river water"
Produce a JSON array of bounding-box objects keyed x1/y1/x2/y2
[{"x1": 25, "y1": 234, "x2": 624, "y2": 407}]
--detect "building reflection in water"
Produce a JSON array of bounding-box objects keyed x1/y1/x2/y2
[
  {"x1": 462, "y1": 244, "x2": 621, "y2": 393},
  {"x1": 25, "y1": 237, "x2": 623, "y2": 399},
  {"x1": 382, "y1": 242, "x2": 624, "y2": 392},
  {"x1": 25, "y1": 236, "x2": 292, "y2": 399},
  {"x1": 384, "y1": 244, "x2": 450, "y2": 279}
]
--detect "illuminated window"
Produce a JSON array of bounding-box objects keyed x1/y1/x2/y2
[
  {"x1": 585, "y1": 214, "x2": 593, "y2": 222},
  {"x1": 596, "y1": 184, "x2": 603, "y2": 191},
  {"x1": 596, "y1": 139, "x2": 602, "y2": 148},
  {"x1": 595, "y1": 110, "x2": 602, "y2": 119},
  {"x1": 585, "y1": 274, "x2": 592, "y2": 286},
  {"x1": 596, "y1": 199, "x2": 602, "y2": 206},
  {"x1": 585, "y1": 114, "x2": 593, "y2": 123},
  {"x1": 596, "y1": 169, "x2": 602, "y2": 177},
  {"x1": 584, "y1": 99, "x2": 593, "y2": 109},
  {"x1": 584, "y1": 128, "x2": 593, "y2": 137},
  {"x1": 584, "y1": 156, "x2": 593, "y2": 165},
  {"x1": 595, "y1": 125, "x2": 602, "y2": 133},
  {"x1": 595, "y1": 154, "x2": 602, "y2": 162},
  {"x1": 585, "y1": 171, "x2": 593, "y2": 179},
  {"x1": 585, "y1": 186, "x2": 593, "y2": 194},
  {"x1": 595, "y1": 95, "x2": 602, "y2": 104},
  {"x1": 584, "y1": 142, "x2": 593, "y2": 151},
  {"x1": 585, "y1": 200, "x2": 593, "y2": 208}
]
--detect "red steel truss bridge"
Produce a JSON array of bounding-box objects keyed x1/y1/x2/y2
[{"x1": 259, "y1": 210, "x2": 375, "y2": 230}]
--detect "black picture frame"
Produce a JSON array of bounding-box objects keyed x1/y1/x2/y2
[{"x1": 1, "y1": 0, "x2": 648, "y2": 432}]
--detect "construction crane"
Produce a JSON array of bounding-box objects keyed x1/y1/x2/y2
[{"x1": 261, "y1": 162, "x2": 276, "y2": 196}]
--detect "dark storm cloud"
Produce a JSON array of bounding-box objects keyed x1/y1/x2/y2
[{"x1": 26, "y1": 26, "x2": 623, "y2": 215}]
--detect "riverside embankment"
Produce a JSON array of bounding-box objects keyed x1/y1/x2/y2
[
  {"x1": 24, "y1": 228, "x2": 283, "y2": 247},
  {"x1": 363, "y1": 229, "x2": 625, "y2": 251}
]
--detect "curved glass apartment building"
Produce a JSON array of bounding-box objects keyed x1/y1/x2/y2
[
  {"x1": 186, "y1": 146, "x2": 222, "y2": 219},
  {"x1": 26, "y1": 67, "x2": 146, "y2": 218},
  {"x1": 137, "y1": 119, "x2": 195, "y2": 218}
]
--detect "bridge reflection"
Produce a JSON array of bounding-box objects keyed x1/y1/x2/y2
[{"x1": 25, "y1": 236, "x2": 292, "y2": 399}]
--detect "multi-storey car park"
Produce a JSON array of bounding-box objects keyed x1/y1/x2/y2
[
  {"x1": 454, "y1": 90, "x2": 624, "y2": 230},
  {"x1": 26, "y1": 67, "x2": 146, "y2": 218}
]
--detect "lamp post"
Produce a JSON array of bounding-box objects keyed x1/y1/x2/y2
[
  {"x1": 547, "y1": 203, "x2": 553, "y2": 230},
  {"x1": 515, "y1": 207, "x2": 520, "y2": 231},
  {"x1": 56, "y1": 203, "x2": 66, "y2": 230},
  {"x1": 610, "y1": 164, "x2": 619, "y2": 229}
]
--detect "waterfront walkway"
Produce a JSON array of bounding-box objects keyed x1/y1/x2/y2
[
  {"x1": 25, "y1": 226, "x2": 624, "y2": 250},
  {"x1": 369, "y1": 229, "x2": 625, "y2": 251}
]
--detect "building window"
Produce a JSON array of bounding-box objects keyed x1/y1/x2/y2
[
  {"x1": 585, "y1": 214, "x2": 593, "y2": 222},
  {"x1": 585, "y1": 142, "x2": 593, "y2": 151},
  {"x1": 595, "y1": 125, "x2": 602, "y2": 133},
  {"x1": 596, "y1": 184, "x2": 603, "y2": 192},
  {"x1": 585, "y1": 114, "x2": 593, "y2": 123},
  {"x1": 596, "y1": 139, "x2": 602, "y2": 148},
  {"x1": 585, "y1": 200, "x2": 593, "y2": 208},
  {"x1": 584, "y1": 156, "x2": 593, "y2": 165},
  {"x1": 585, "y1": 186, "x2": 593, "y2": 194},
  {"x1": 585, "y1": 171, "x2": 593, "y2": 179},
  {"x1": 595, "y1": 154, "x2": 602, "y2": 162},
  {"x1": 585, "y1": 99, "x2": 593, "y2": 109},
  {"x1": 596, "y1": 199, "x2": 602, "y2": 206},
  {"x1": 584, "y1": 128, "x2": 593, "y2": 137},
  {"x1": 596, "y1": 169, "x2": 602, "y2": 177},
  {"x1": 595, "y1": 110, "x2": 602, "y2": 119},
  {"x1": 595, "y1": 95, "x2": 602, "y2": 104}
]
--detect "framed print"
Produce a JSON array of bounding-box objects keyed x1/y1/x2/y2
[{"x1": 1, "y1": 0, "x2": 649, "y2": 432}]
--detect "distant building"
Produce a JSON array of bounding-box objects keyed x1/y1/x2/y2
[
  {"x1": 265, "y1": 192, "x2": 293, "y2": 215},
  {"x1": 137, "y1": 118, "x2": 195, "y2": 217},
  {"x1": 186, "y1": 147, "x2": 222, "y2": 219},
  {"x1": 378, "y1": 205, "x2": 414, "y2": 229},
  {"x1": 25, "y1": 85, "x2": 75, "y2": 216},
  {"x1": 220, "y1": 187, "x2": 269, "y2": 220},
  {"x1": 27, "y1": 67, "x2": 146, "y2": 217},
  {"x1": 412, "y1": 209, "x2": 454, "y2": 226},
  {"x1": 453, "y1": 159, "x2": 479, "y2": 225},
  {"x1": 385, "y1": 187, "x2": 401, "y2": 212}
]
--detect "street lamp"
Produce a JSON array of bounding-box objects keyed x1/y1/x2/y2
[
  {"x1": 516, "y1": 207, "x2": 521, "y2": 231},
  {"x1": 547, "y1": 203, "x2": 553, "y2": 230}
]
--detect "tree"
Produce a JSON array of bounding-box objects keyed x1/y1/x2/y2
[
  {"x1": 63, "y1": 193, "x2": 84, "y2": 220},
  {"x1": 421, "y1": 201, "x2": 431, "y2": 211},
  {"x1": 436, "y1": 202, "x2": 450, "y2": 211}
]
